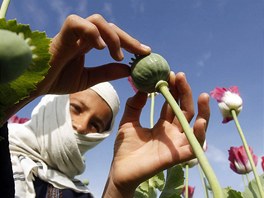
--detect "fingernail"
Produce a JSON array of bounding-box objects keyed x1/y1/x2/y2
[
  {"x1": 180, "y1": 72, "x2": 185, "y2": 76},
  {"x1": 97, "y1": 36, "x2": 106, "y2": 48},
  {"x1": 140, "y1": 43, "x2": 151, "y2": 51},
  {"x1": 117, "y1": 49, "x2": 124, "y2": 60},
  {"x1": 179, "y1": 72, "x2": 186, "y2": 79}
]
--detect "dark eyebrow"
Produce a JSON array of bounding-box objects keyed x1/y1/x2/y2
[
  {"x1": 79, "y1": 101, "x2": 109, "y2": 132},
  {"x1": 93, "y1": 116, "x2": 107, "y2": 133}
]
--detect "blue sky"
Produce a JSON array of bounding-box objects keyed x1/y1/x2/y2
[{"x1": 6, "y1": 0, "x2": 264, "y2": 197}]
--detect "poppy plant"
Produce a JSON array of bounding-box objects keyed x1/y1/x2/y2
[
  {"x1": 228, "y1": 146, "x2": 258, "y2": 174},
  {"x1": 261, "y1": 156, "x2": 264, "y2": 172},
  {"x1": 8, "y1": 114, "x2": 29, "y2": 124},
  {"x1": 211, "y1": 86, "x2": 264, "y2": 197},
  {"x1": 182, "y1": 186, "x2": 195, "y2": 198},
  {"x1": 128, "y1": 76, "x2": 138, "y2": 93},
  {"x1": 210, "y1": 86, "x2": 242, "y2": 123}
]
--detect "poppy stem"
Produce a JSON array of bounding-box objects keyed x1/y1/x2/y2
[
  {"x1": 231, "y1": 109, "x2": 264, "y2": 197},
  {"x1": 156, "y1": 80, "x2": 223, "y2": 198},
  {"x1": 185, "y1": 164, "x2": 189, "y2": 198},
  {"x1": 150, "y1": 93, "x2": 155, "y2": 128},
  {"x1": 242, "y1": 175, "x2": 247, "y2": 188},
  {"x1": 0, "y1": 0, "x2": 10, "y2": 18},
  {"x1": 198, "y1": 164, "x2": 210, "y2": 198}
]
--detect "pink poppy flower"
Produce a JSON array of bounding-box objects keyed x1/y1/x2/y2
[
  {"x1": 8, "y1": 114, "x2": 29, "y2": 124},
  {"x1": 128, "y1": 76, "x2": 138, "y2": 93},
  {"x1": 128, "y1": 76, "x2": 158, "y2": 97},
  {"x1": 228, "y1": 146, "x2": 258, "y2": 174},
  {"x1": 182, "y1": 186, "x2": 195, "y2": 198},
  {"x1": 210, "y1": 86, "x2": 243, "y2": 123},
  {"x1": 261, "y1": 156, "x2": 264, "y2": 172}
]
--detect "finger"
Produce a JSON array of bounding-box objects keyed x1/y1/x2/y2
[
  {"x1": 159, "y1": 71, "x2": 178, "y2": 123},
  {"x1": 193, "y1": 93, "x2": 210, "y2": 145},
  {"x1": 87, "y1": 14, "x2": 124, "y2": 61},
  {"x1": 168, "y1": 71, "x2": 178, "y2": 101},
  {"x1": 193, "y1": 118, "x2": 206, "y2": 146},
  {"x1": 195, "y1": 93, "x2": 210, "y2": 131},
  {"x1": 119, "y1": 92, "x2": 148, "y2": 126},
  {"x1": 159, "y1": 72, "x2": 189, "y2": 126},
  {"x1": 109, "y1": 23, "x2": 151, "y2": 55},
  {"x1": 84, "y1": 63, "x2": 131, "y2": 87},
  {"x1": 174, "y1": 72, "x2": 194, "y2": 122},
  {"x1": 160, "y1": 102, "x2": 175, "y2": 123},
  {"x1": 59, "y1": 15, "x2": 106, "y2": 51}
]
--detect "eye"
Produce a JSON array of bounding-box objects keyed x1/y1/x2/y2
[
  {"x1": 90, "y1": 121, "x2": 103, "y2": 133},
  {"x1": 70, "y1": 103, "x2": 82, "y2": 115}
]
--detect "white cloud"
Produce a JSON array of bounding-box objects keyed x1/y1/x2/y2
[
  {"x1": 206, "y1": 144, "x2": 228, "y2": 164},
  {"x1": 192, "y1": 0, "x2": 230, "y2": 10},
  {"x1": 130, "y1": 0, "x2": 145, "y2": 15},
  {"x1": 76, "y1": 1, "x2": 89, "y2": 17},
  {"x1": 49, "y1": 0, "x2": 71, "y2": 26},
  {"x1": 197, "y1": 51, "x2": 211, "y2": 67},
  {"x1": 23, "y1": 0, "x2": 48, "y2": 30},
  {"x1": 102, "y1": 2, "x2": 116, "y2": 22},
  {"x1": 196, "y1": 51, "x2": 212, "y2": 77}
]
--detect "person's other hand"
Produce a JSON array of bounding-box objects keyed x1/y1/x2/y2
[
  {"x1": 39, "y1": 14, "x2": 151, "y2": 95},
  {"x1": 104, "y1": 72, "x2": 210, "y2": 197}
]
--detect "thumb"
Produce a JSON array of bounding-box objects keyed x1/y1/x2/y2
[
  {"x1": 119, "y1": 91, "x2": 148, "y2": 126},
  {"x1": 85, "y1": 63, "x2": 131, "y2": 87}
]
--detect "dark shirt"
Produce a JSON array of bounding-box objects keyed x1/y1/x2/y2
[
  {"x1": 34, "y1": 177, "x2": 94, "y2": 198},
  {"x1": 0, "y1": 122, "x2": 15, "y2": 198}
]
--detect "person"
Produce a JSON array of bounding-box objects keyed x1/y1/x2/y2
[
  {"x1": 0, "y1": 14, "x2": 151, "y2": 197},
  {"x1": 0, "y1": 14, "x2": 210, "y2": 197},
  {"x1": 9, "y1": 73, "x2": 210, "y2": 198},
  {"x1": 8, "y1": 82, "x2": 120, "y2": 198}
]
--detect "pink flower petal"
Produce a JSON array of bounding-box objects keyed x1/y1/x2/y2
[
  {"x1": 210, "y1": 87, "x2": 227, "y2": 102},
  {"x1": 9, "y1": 115, "x2": 29, "y2": 124},
  {"x1": 228, "y1": 146, "x2": 258, "y2": 174},
  {"x1": 261, "y1": 156, "x2": 264, "y2": 171},
  {"x1": 182, "y1": 186, "x2": 195, "y2": 198},
  {"x1": 128, "y1": 76, "x2": 138, "y2": 93},
  {"x1": 222, "y1": 116, "x2": 233, "y2": 123},
  {"x1": 229, "y1": 86, "x2": 240, "y2": 95},
  {"x1": 211, "y1": 86, "x2": 242, "y2": 124}
]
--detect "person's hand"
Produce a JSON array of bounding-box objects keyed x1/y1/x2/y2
[
  {"x1": 2, "y1": 14, "x2": 151, "y2": 125},
  {"x1": 103, "y1": 72, "x2": 210, "y2": 198},
  {"x1": 38, "y1": 14, "x2": 151, "y2": 95}
]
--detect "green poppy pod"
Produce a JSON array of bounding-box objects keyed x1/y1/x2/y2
[
  {"x1": 0, "y1": 29, "x2": 32, "y2": 83},
  {"x1": 130, "y1": 53, "x2": 170, "y2": 93}
]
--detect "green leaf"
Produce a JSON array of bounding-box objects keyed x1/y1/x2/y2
[
  {"x1": 223, "y1": 187, "x2": 243, "y2": 198},
  {"x1": 243, "y1": 173, "x2": 264, "y2": 198},
  {"x1": 134, "y1": 172, "x2": 165, "y2": 198},
  {"x1": 159, "y1": 165, "x2": 184, "y2": 198},
  {"x1": 134, "y1": 182, "x2": 157, "y2": 198},
  {"x1": 0, "y1": 18, "x2": 51, "y2": 120},
  {"x1": 150, "y1": 171, "x2": 165, "y2": 191}
]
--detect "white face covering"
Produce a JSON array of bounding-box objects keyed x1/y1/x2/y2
[
  {"x1": 8, "y1": 82, "x2": 120, "y2": 197},
  {"x1": 73, "y1": 82, "x2": 120, "y2": 155}
]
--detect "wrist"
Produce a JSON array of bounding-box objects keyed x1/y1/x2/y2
[{"x1": 102, "y1": 173, "x2": 136, "y2": 198}]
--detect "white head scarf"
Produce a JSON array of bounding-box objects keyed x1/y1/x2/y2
[
  {"x1": 74, "y1": 82, "x2": 120, "y2": 154},
  {"x1": 8, "y1": 82, "x2": 119, "y2": 197}
]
